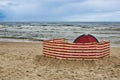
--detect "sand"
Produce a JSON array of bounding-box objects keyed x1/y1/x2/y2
[{"x1": 0, "y1": 42, "x2": 120, "y2": 80}]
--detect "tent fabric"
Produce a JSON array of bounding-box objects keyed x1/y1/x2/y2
[{"x1": 74, "y1": 34, "x2": 99, "y2": 43}]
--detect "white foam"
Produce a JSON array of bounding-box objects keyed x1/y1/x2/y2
[{"x1": 0, "y1": 38, "x2": 41, "y2": 43}]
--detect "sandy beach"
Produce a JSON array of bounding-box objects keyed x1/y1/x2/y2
[{"x1": 0, "y1": 42, "x2": 120, "y2": 80}]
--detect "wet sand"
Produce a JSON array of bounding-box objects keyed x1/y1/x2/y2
[{"x1": 0, "y1": 42, "x2": 120, "y2": 80}]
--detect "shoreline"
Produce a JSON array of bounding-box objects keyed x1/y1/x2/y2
[
  {"x1": 0, "y1": 38, "x2": 42, "y2": 43},
  {"x1": 0, "y1": 38, "x2": 120, "y2": 47}
]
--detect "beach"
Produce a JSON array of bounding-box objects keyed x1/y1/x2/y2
[{"x1": 0, "y1": 42, "x2": 120, "y2": 80}]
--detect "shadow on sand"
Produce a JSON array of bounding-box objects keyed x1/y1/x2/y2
[{"x1": 33, "y1": 55, "x2": 120, "y2": 69}]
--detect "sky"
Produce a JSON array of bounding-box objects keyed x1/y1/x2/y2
[{"x1": 0, "y1": 0, "x2": 120, "y2": 22}]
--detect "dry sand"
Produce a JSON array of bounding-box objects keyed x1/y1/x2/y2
[{"x1": 0, "y1": 42, "x2": 120, "y2": 80}]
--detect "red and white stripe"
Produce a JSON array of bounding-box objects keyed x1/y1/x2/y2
[{"x1": 43, "y1": 38, "x2": 110, "y2": 60}]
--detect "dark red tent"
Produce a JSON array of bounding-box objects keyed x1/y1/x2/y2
[{"x1": 74, "y1": 34, "x2": 99, "y2": 43}]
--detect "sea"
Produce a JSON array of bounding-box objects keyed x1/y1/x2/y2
[{"x1": 0, "y1": 22, "x2": 120, "y2": 47}]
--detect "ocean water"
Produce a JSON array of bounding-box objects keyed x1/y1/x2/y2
[{"x1": 0, "y1": 22, "x2": 120, "y2": 46}]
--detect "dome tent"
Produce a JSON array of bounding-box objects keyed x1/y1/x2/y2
[{"x1": 74, "y1": 34, "x2": 99, "y2": 43}]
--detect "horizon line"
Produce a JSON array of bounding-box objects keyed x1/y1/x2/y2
[{"x1": 0, "y1": 21, "x2": 120, "y2": 23}]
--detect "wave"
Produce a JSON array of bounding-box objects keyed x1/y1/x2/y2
[{"x1": 0, "y1": 22, "x2": 120, "y2": 46}]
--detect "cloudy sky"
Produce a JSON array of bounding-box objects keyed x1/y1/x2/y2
[{"x1": 0, "y1": 0, "x2": 120, "y2": 22}]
